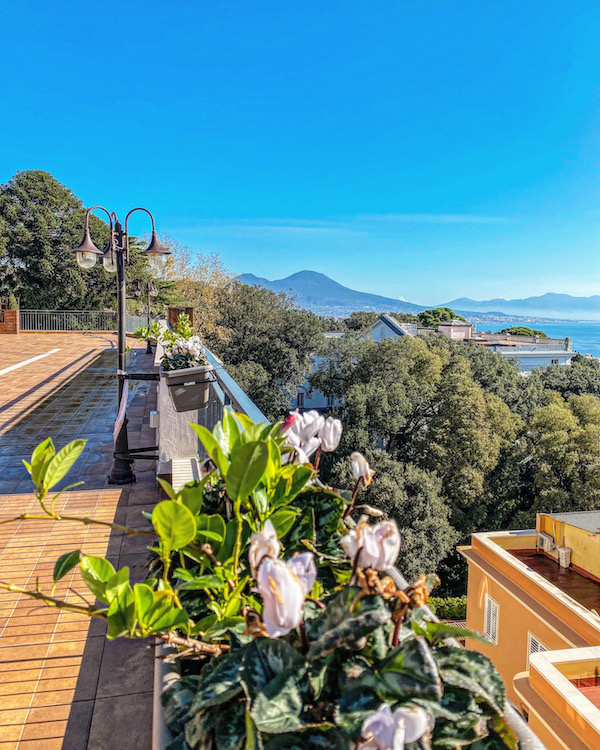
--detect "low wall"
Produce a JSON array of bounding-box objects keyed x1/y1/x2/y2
[{"x1": 0, "y1": 310, "x2": 19, "y2": 334}]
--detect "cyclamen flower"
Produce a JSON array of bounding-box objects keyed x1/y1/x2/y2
[
  {"x1": 319, "y1": 417, "x2": 342, "y2": 452},
  {"x1": 351, "y1": 452, "x2": 376, "y2": 486},
  {"x1": 341, "y1": 519, "x2": 401, "y2": 571},
  {"x1": 281, "y1": 410, "x2": 324, "y2": 464},
  {"x1": 256, "y1": 553, "x2": 316, "y2": 637},
  {"x1": 248, "y1": 519, "x2": 281, "y2": 577},
  {"x1": 359, "y1": 704, "x2": 431, "y2": 749}
]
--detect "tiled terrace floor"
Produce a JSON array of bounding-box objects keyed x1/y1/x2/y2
[{"x1": 0, "y1": 333, "x2": 159, "y2": 749}]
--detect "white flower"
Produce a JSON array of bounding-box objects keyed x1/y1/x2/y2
[
  {"x1": 286, "y1": 552, "x2": 317, "y2": 594},
  {"x1": 351, "y1": 452, "x2": 376, "y2": 486},
  {"x1": 319, "y1": 417, "x2": 342, "y2": 452},
  {"x1": 341, "y1": 519, "x2": 401, "y2": 571},
  {"x1": 359, "y1": 704, "x2": 431, "y2": 749},
  {"x1": 248, "y1": 519, "x2": 280, "y2": 577},
  {"x1": 256, "y1": 557, "x2": 307, "y2": 637},
  {"x1": 297, "y1": 410, "x2": 325, "y2": 443},
  {"x1": 282, "y1": 411, "x2": 323, "y2": 465}
]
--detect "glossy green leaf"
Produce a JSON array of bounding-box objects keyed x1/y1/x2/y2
[
  {"x1": 377, "y1": 637, "x2": 443, "y2": 702},
  {"x1": 240, "y1": 639, "x2": 304, "y2": 700},
  {"x1": 106, "y1": 583, "x2": 135, "y2": 639},
  {"x1": 189, "y1": 423, "x2": 229, "y2": 477},
  {"x1": 222, "y1": 410, "x2": 242, "y2": 451},
  {"x1": 250, "y1": 669, "x2": 306, "y2": 734},
  {"x1": 53, "y1": 550, "x2": 80, "y2": 583},
  {"x1": 43, "y1": 439, "x2": 86, "y2": 491},
  {"x1": 158, "y1": 478, "x2": 177, "y2": 500},
  {"x1": 104, "y1": 567, "x2": 131, "y2": 604},
  {"x1": 196, "y1": 513, "x2": 226, "y2": 551},
  {"x1": 152, "y1": 501, "x2": 197, "y2": 553},
  {"x1": 268, "y1": 508, "x2": 298, "y2": 540},
  {"x1": 226, "y1": 441, "x2": 269, "y2": 502},
  {"x1": 80, "y1": 555, "x2": 116, "y2": 603},
  {"x1": 177, "y1": 478, "x2": 209, "y2": 516},
  {"x1": 178, "y1": 575, "x2": 226, "y2": 591},
  {"x1": 28, "y1": 437, "x2": 55, "y2": 487},
  {"x1": 191, "y1": 651, "x2": 244, "y2": 710}
]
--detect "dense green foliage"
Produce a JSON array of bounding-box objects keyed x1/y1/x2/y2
[
  {"x1": 0, "y1": 170, "x2": 174, "y2": 310},
  {"x1": 417, "y1": 307, "x2": 466, "y2": 328},
  {"x1": 499, "y1": 326, "x2": 547, "y2": 337},
  {"x1": 311, "y1": 334, "x2": 600, "y2": 595},
  {"x1": 428, "y1": 597, "x2": 468, "y2": 621},
  {"x1": 206, "y1": 283, "x2": 325, "y2": 419}
]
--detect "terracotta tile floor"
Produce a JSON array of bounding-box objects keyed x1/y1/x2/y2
[{"x1": 0, "y1": 333, "x2": 158, "y2": 749}]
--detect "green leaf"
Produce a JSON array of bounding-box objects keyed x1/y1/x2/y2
[
  {"x1": 196, "y1": 513, "x2": 226, "y2": 551},
  {"x1": 240, "y1": 639, "x2": 305, "y2": 700},
  {"x1": 306, "y1": 589, "x2": 391, "y2": 660},
  {"x1": 152, "y1": 501, "x2": 197, "y2": 553},
  {"x1": 178, "y1": 575, "x2": 226, "y2": 591},
  {"x1": 53, "y1": 550, "x2": 80, "y2": 583},
  {"x1": 222, "y1": 410, "x2": 242, "y2": 452},
  {"x1": 104, "y1": 567, "x2": 131, "y2": 604},
  {"x1": 214, "y1": 700, "x2": 246, "y2": 750},
  {"x1": 268, "y1": 508, "x2": 298, "y2": 540},
  {"x1": 106, "y1": 583, "x2": 135, "y2": 638},
  {"x1": 217, "y1": 517, "x2": 252, "y2": 564},
  {"x1": 250, "y1": 669, "x2": 306, "y2": 733},
  {"x1": 158, "y1": 478, "x2": 177, "y2": 500},
  {"x1": 80, "y1": 555, "x2": 116, "y2": 603},
  {"x1": 226, "y1": 441, "x2": 269, "y2": 502},
  {"x1": 42, "y1": 439, "x2": 86, "y2": 491},
  {"x1": 161, "y1": 675, "x2": 200, "y2": 736},
  {"x1": 423, "y1": 621, "x2": 490, "y2": 645},
  {"x1": 189, "y1": 423, "x2": 229, "y2": 477},
  {"x1": 434, "y1": 646, "x2": 506, "y2": 715},
  {"x1": 177, "y1": 478, "x2": 209, "y2": 515},
  {"x1": 192, "y1": 651, "x2": 244, "y2": 710},
  {"x1": 28, "y1": 437, "x2": 55, "y2": 487},
  {"x1": 335, "y1": 687, "x2": 381, "y2": 740},
  {"x1": 377, "y1": 637, "x2": 443, "y2": 702}
]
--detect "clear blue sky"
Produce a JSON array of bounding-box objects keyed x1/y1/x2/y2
[{"x1": 1, "y1": 1, "x2": 600, "y2": 305}]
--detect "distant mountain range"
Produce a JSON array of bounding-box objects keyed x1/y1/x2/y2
[
  {"x1": 238, "y1": 271, "x2": 560, "y2": 323},
  {"x1": 442, "y1": 293, "x2": 600, "y2": 321}
]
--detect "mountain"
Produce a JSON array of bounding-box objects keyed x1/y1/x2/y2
[
  {"x1": 442, "y1": 293, "x2": 600, "y2": 320},
  {"x1": 238, "y1": 270, "x2": 551, "y2": 323},
  {"x1": 238, "y1": 271, "x2": 425, "y2": 317}
]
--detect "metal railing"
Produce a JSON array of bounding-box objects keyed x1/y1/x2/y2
[
  {"x1": 20, "y1": 309, "x2": 117, "y2": 332},
  {"x1": 20, "y1": 310, "x2": 156, "y2": 334}
]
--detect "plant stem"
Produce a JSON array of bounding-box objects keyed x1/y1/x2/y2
[
  {"x1": 0, "y1": 513, "x2": 155, "y2": 536},
  {"x1": 158, "y1": 631, "x2": 228, "y2": 657},
  {"x1": 342, "y1": 479, "x2": 362, "y2": 519},
  {"x1": 232, "y1": 501, "x2": 243, "y2": 585},
  {"x1": 314, "y1": 445, "x2": 322, "y2": 471},
  {"x1": 0, "y1": 580, "x2": 106, "y2": 618}
]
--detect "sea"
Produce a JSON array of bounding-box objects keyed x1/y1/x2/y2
[{"x1": 480, "y1": 322, "x2": 600, "y2": 358}]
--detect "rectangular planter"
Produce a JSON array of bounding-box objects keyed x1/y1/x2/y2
[{"x1": 161, "y1": 364, "x2": 213, "y2": 413}]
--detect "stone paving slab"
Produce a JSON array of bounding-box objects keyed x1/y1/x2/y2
[{"x1": 0, "y1": 333, "x2": 158, "y2": 749}]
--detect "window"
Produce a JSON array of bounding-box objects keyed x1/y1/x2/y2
[
  {"x1": 484, "y1": 595, "x2": 499, "y2": 644},
  {"x1": 551, "y1": 359, "x2": 559, "y2": 365},
  {"x1": 527, "y1": 633, "x2": 548, "y2": 666},
  {"x1": 297, "y1": 392, "x2": 305, "y2": 409},
  {"x1": 327, "y1": 393, "x2": 335, "y2": 407}
]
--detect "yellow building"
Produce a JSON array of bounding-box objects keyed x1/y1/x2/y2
[{"x1": 460, "y1": 511, "x2": 600, "y2": 750}]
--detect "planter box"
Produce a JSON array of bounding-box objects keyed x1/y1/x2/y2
[
  {"x1": 0, "y1": 310, "x2": 19, "y2": 335},
  {"x1": 161, "y1": 364, "x2": 213, "y2": 413}
]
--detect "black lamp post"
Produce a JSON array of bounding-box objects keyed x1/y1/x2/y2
[{"x1": 72, "y1": 206, "x2": 170, "y2": 484}]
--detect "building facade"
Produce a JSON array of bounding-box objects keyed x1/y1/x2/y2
[{"x1": 460, "y1": 512, "x2": 600, "y2": 750}]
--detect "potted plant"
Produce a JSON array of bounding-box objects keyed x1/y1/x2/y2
[
  {"x1": 152, "y1": 313, "x2": 213, "y2": 412},
  {"x1": 2, "y1": 413, "x2": 531, "y2": 750}
]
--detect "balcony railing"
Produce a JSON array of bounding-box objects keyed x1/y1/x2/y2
[{"x1": 20, "y1": 309, "x2": 152, "y2": 333}]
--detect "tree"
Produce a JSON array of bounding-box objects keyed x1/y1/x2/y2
[
  {"x1": 330, "y1": 451, "x2": 457, "y2": 581},
  {"x1": 417, "y1": 307, "x2": 465, "y2": 328},
  {"x1": 538, "y1": 354, "x2": 600, "y2": 400},
  {"x1": 0, "y1": 170, "x2": 167, "y2": 311},
  {"x1": 207, "y1": 282, "x2": 325, "y2": 419},
  {"x1": 344, "y1": 311, "x2": 379, "y2": 330},
  {"x1": 499, "y1": 326, "x2": 547, "y2": 337}
]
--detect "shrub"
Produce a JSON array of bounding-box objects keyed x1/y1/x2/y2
[{"x1": 428, "y1": 596, "x2": 468, "y2": 620}]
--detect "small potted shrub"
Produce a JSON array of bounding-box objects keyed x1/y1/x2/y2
[{"x1": 158, "y1": 314, "x2": 213, "y2": 412}]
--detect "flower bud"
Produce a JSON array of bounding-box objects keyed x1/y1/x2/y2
[
  {"x1": 341, "y1": 519, "x2": 401, "y2": 571},
  {"x1": 351, "y1": 452, "x2": 375, "y2": 486},
  {"x1": 319, "y1": 417, "x2": 342, "y2": 452},
  {"x1": 248, "y1": 519, "x2": 281, "y2": 577}
]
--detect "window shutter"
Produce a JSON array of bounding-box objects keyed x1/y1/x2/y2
[
  {"x1": 528, "y1": 633, "x2": 548, "y2": 665},
  {"x1": 484, "y1": 596, "x2": 498, "y2": 644}
]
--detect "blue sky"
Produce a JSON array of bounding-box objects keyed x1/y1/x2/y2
[{"x1": 1, "y1": 1, "x2": 600, "y2": 304}]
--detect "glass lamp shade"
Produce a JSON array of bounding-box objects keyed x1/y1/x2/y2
[
  {"x1": 102, "y1": 251, "x2": 117, "y2": 273},
  {"x1": 76, "y1": 251, "x2": 98, "y2": 269},
  {"x1": 148, "y1": 252, "x2": 168, "y2": 271}
]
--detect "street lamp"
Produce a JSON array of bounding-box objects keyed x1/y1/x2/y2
[{"x1": 72, "y1": 205, "x2": 171, "y2": 484}]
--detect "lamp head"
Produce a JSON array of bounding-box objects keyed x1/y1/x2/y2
[
  {"x1": 143, "y1": 231, "x2": 171, "y2": 271},
  {"x1": 72, "y1": 227, "x2": 103, "y2": 269}
]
